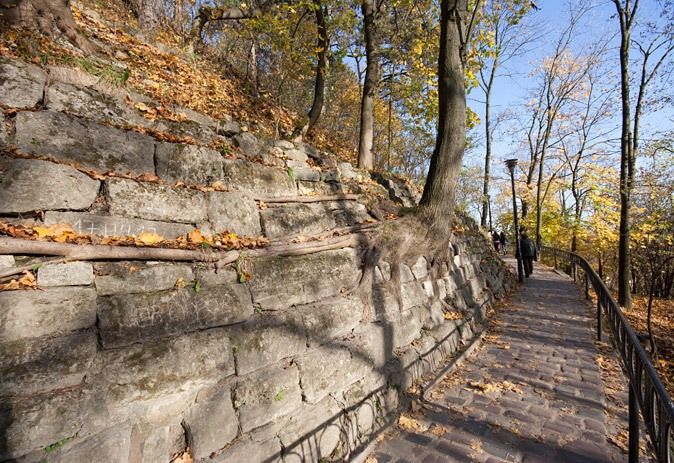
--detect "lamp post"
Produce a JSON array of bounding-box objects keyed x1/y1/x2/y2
[{"x1": 505, "y1": 158, "x2": 524, "y2": 283}]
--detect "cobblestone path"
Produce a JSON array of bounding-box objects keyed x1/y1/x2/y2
[{"x1": 371, "y1": 261, "x2": 628, "y2": 463}]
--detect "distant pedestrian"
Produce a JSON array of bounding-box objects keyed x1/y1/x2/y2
[
  {"x1": 517, "y1": 233, "x2": 536, "y2": 277},
  {"x1": 492, "y1": 231, "x2": 501, "y2": 253},
  {"x1": 499, "y1": 231, "x2": 508, "y2": 255}
]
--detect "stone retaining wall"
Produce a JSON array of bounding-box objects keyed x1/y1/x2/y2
[{"x1": 0, "y1": 57, "x2": 514, "y2": 463}]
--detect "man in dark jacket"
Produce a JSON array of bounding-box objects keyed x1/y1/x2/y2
[{"x1": 517, "y1": 233, "x2": 536, "y2": 277}]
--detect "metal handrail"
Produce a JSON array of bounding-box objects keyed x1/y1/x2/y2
[{"x1": 542, "y1": 246, "x2": 674, "y2": 463}]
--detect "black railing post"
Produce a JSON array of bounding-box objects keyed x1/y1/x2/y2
[
  {"x1": 585, "y1": 272, "x2": 589, "y2": 300},
  {"x1": 554, "y1": 249, "x2": 558, "y2": 269},
  {"x1": 629, "y1": 382, "x2": 640, "y2": 463},
  {"x1": 597, "y1": 296, "x2": 602, "y2": 342}
]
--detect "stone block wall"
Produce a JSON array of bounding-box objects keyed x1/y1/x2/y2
[{"x1": 0, "y1": 57, "x2": 514, "y2": 463}]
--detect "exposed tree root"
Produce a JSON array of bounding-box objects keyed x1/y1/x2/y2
[
  {"x1": 0, "y1": 233, "x2": 369, "y2": 279},
  {"x1": 256, "y1": 194, "x2": 360, "y2": 204},
  {"x1": 0, "y1": 0, "x2": 97, "y2": 54}
]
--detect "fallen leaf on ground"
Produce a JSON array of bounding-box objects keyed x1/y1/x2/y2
[{"x1": 398, "y1": 414, "x2": 429, "y2": 432}]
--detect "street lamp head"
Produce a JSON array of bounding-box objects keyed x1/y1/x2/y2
[{"x1": 505, "y1": 158, "x2": 518, "y2": 174}]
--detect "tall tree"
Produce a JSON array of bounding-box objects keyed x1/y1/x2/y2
[
  {"x1": 419, "y1": 0, "x2": 482, "y2": 232},
  {"x1": 300, "y1": 0, "x2": 330, "y2": 138},
  {"x1": 613, "y1": 0, "x2": 639, "y2": 309},
  {"x1": 613, "y1": 0, "x2": 673, "y2": 308},
  {"x1": 357, "y1": 0, "x2": 384, "y2": 170},
  {"x1": 124, "y1": 0, "x2": 163, "y2": 29},
  {"x1": 477, "y1": 0, "x2": 534, "y2": 229}
]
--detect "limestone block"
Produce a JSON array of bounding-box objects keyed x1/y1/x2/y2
[
  {"x1": 350, "y1": 325, "x2": 391, "y2": 370},
  {"x1": 0, "y1": 256, "x2": 15, "y2": 271},
  {"x1": 399, "y1": 264, "x2": 415, "y2": 283},
  {"x1": 0, "y1": 114, "x2": 7, "y2": 145},
  {"x1": 411, "y1": 256, "x2": 428, "y2": 279},
  {"x1": 46, "y1": 81, "x2": 141, "y2": 127},
  {"x1": 217, "y1": 119, "x2": 241, "y2": 136},
  {"x1": 321, "y1": 169, "x2": 340, "y2": 182},
  {"x1": 46, "y1": 426, "x2": 132, "y2": 463},
  {"x1": 0, "y1": 58, "x2": 46, "y2": 108},
  {"x1": 94, "y1": 262, "x2": 193, "y2": 295},
  {"x1": 15, "y1": 111, "x2": 155, "y2": 176},
  {"x1": 234, "y1": 364, "x2": 302, "y2": 433},
  {"x1": 233, "y1": 132, "x2": 261, "y2": 156},
  {"x1": 45, "y1": 211, "x2": 194, "y2": 239},
  {"x1": 290, "y1": 165, "x2": 320, "y2": 182},
  {"x1": 183, "y1": 384, "x2": 238, "y2": 461},
  {"x1": 38, "y1": 262, "x2": 94, "y2": 287},
  {"x1": 298, "y1": 180, "x2": 346, "y2": 196},
  {"x1": 378, "y1": 261, "x2": 391, "y2": 281},
  {"x1": 422, "y1": 300, "x2": 445, "y2": 331},
  {"x1": 0, "y1": 331, "x2": 97, "y2": 397},
  {"x1": 274, "y1": 140, "x2": 295, "y2": 150},
  {"x1": 230, "y1": 314, "x2": 307, "y2": 376},
  {"x1": 135, "y1": 425, "x2": 181, "y2": 463},
  {"x1": 0, "y1": 159, "x2": 100, "y2": 213},
  {"x1": 342, "y1": 370, "x2": 388, "y2": 406},
  {"x1": 222, "y1": 159, "x2": 296, "y2": 197},
  {"x1": 371, "y1": 285, "x2": 401, "y2": 322},
  {"x1": 248, "y1": 248, "x2": 361, "y2": 311},
  {"x1": 0, "y1": 288, "x2": 96, "y2": 342},
  {"x1": 422, "y1": 280, "x2": 434, "y2": 298},
  {"x1": 210, "y1": 436, "x2": 282, "y2": 463},
  {"x1": 299, "y1": 296, "x2": 364, "y2": 346},
  {"x1": 436, "y1": 278, "x2": 447, "y2": 300},
  {"x1": 332, "y1": 203, "x2": 371, "y2": 228},
  {"x1": 260, "y1": 203, "x2": 337, "y2": 239},
  {"x1": 459, "y1": 320, "x2": 474, "y2": 343},
  {"x1": 401, "y1": 281, "x2": 428, "y2": 310},
  {"x1": 297, "y1": 347, "x2": 366, "y2": 404},
  {"x1": 286, "y1": 148, "x2": 309, "y2": 163},
  {"x1": 337, "y1": 162, "x2": 358, "y2": 180},
  {"x1": 277, "y1": 397, "x2": 342, "y2": 461},
  {"x1": 106, "y1": 178, "x2": 208, "y2": 223},
  {"x1": 98, "y1": 284, "x2": 253, "y2": 347},
  {"x1": 393, "y1": 307, "x2": 424, "y2": 348},
  {"x1": 207, "y1": 191, "x2": 262, "y2": 236},
  {"x1": 155, "y1": 143, "x2": 224, "y2": 184},
  {"x1": 96, "y1": 329, "x2": 234, "y2": 403},
  {"x1": 0, "y1": 388, "x2": 87, "y2": 461}
]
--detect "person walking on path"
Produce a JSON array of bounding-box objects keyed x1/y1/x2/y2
[
  {"x1": 517, "y1": 232, "x2": 536, "y2": 277},
  {"x1": 499, "y1": 231, "x2": 508, "y2": 255},
  {"x1": 492, "y1": 231, "x2": 501, "y2": 253}
]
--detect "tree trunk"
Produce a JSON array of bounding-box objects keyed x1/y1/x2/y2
[
  {"x1": 302, "y1": 0, "x2": 329, "y2": 138},
  {"x1": 126, "y1": 0, "x2": 162, "y2": 29},
  {"x1": 357, "y1": 0, "x2": 381, "y2": 170},
  {"x1": 0, "y1": 0, "x2": 95, "y2": 53},
  {"x1": 480, "y1": 76, "x2": 494, "y2": 229},
  {"x1": 419, "y1": 0, "x2": 467, "y2": 233},
  {"x1": 614, "y1": 0, "x2": 636, "y2": 309}
]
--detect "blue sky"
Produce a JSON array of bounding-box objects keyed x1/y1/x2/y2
[
  {"x1": 459, "y1": 0, "x2": 674, "y2": 224},
  {"x1": 465, "y1": 0, "x2": 673, "y2": 173}
]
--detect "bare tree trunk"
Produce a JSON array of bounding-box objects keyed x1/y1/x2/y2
[
  {"x1": 302, "y1": 0, "x2": 329, "y2": 138},
  {"x1": 614, "y1": 0, "x2": 637, "y2": 309},
  {"x1": 126, "y1": 0, "x2": 162, "y2": 29},
  {"x1": 0, "y1": 0, "x2": 95, "y2": 53},
  {"x1": 419, "y1": 0, "x2": 468, "y2": 233},
  {"x1": 480, "y1": 75, "x2": 494, "y2": 229},
  {"x1": 357, "y1": 0, "x2": 381, "y2": 170}
]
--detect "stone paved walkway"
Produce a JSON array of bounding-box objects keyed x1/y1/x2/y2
[{"x1": 371, "y1": 261, "x2": 628, "y2": 463}]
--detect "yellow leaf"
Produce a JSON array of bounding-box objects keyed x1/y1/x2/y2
[
  {"x1": 137, "y1": 232, "x2": 163, "y2": 245},
  {"x1": 188, "y1": 229, "x2": 205, "y2": 243}
]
